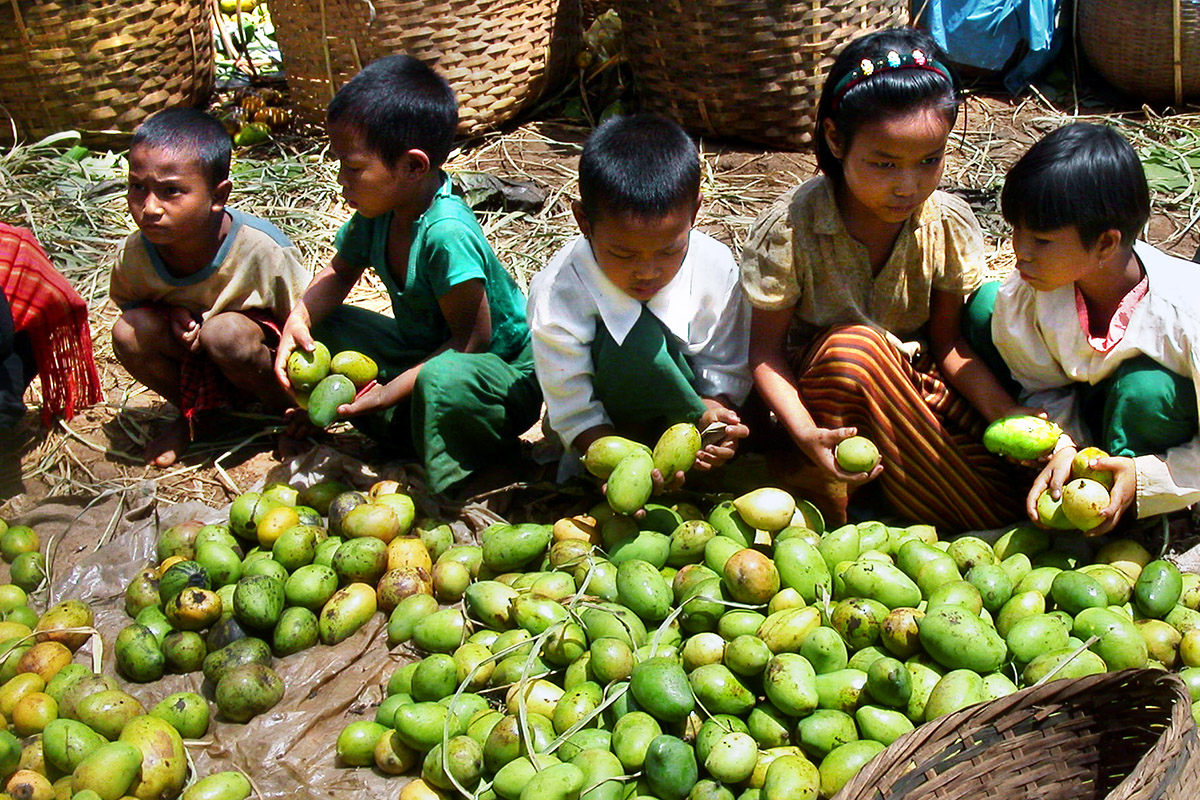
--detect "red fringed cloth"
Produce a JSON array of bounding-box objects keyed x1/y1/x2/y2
[{"x1": 0, "y1": 223, "x2": 103, "y2": 424}]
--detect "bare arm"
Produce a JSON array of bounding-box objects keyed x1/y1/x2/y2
[
  {"x1": 750, "y1": 307, "x2": 878, "y2": 482},
  {"x1": 273, "y1": 255, "x2": 363, "y2": 386},
  {"x1": 928, "y1": 288, "x2": 1024, "y2": 422}
]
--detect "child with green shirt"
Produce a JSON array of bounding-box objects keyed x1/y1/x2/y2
[{"x1": 273, "y1": 55, "x2": 541, "y2": 495}]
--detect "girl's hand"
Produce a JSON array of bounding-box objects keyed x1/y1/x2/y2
[
  {"x1": 273, "y1": 315, "x2": 314, "y2": 390},
  {"x1": 694, "y1": 406, "x2": 750, "y2": 474},
  {"x1": 1077, "y1": 455, "x2": 1137, "y2": 537},
  {"x1": 799, "y1": 426, "x2": 883, "y2": 485},
  {"x1": 1025, "y1": 446, "x2": 1076, "y2": 524}
]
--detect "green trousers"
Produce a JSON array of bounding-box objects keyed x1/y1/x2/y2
[
  {"x1": 590, "y1": 307, "x2": 709, "y2": 443},
  {"x1": 964, "y1": 281, "x2": 1197, "y2": 457},
  {"x1": 314, "y1": 305, "x2": 542, "y2": 494}
]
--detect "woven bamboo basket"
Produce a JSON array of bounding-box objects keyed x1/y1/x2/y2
[
  {"x1": 1078, "y1": 0, "x2": 1200, "y2": 104},
  {"x1": 614, "y1": 0, "x2": 909, "y2": 151},
  {"x1": 0, "y1": 0, "x2": 213, "y2": 145},
  {"x1": 269, "y1": 0, "x2": 581, "y2": 134},
  {"x1": 832, "y1": 669, "x2": 1200, "y2": 800}
]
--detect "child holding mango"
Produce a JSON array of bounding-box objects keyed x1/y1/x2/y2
[
  {"x1": 528, "y1": 114, "x2": 752, "y2": 486},
  {"x1": 981, "y1": 123, "x2": 1200, "y2": 535},
  {"x1": 273, "y1": 55, "x2": 541, "y2": 497}
]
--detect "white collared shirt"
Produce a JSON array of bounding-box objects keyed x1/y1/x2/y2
[
  {"x1": 993, "y1": 240, "x2": 1200, "y2": 517},
  {"x1": 528, "y1": 230, "x2": 752, "y2": 451}
]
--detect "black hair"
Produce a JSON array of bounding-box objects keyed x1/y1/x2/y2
[
  {"x1": 816, "y1": 27, "x2": 960, "y2": 182},
  {"x1": 1001, "y1": 122, "x2": 1150, "y2": 248},
  {"x1": 577, "y1": 113, "x2": 701, "y2": 222},
  {"x1": 130, "y1": 107, "x2": 232, "y2": 187},
  {"x1": 327, "y1": 54, "x2": 458, "y2": 168}
]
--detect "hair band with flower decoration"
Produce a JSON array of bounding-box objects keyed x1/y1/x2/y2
[{"x1": 831, "y1": 49, "x2": 952, "y2": 110}]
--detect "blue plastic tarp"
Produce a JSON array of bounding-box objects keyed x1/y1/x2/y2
[{"x1": 920, "y1": 0, "x2": 1063, "y2": 93}]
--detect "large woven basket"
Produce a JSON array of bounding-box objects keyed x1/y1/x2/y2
[
  {"x1": 833, "y1": 669, "x2": 1200, "y2": 800},
  {"x1": 1078, "y1": 0, "x2": 1200, "y2": 104},
  {"x1": 0, "y1": 0, "x2": 213, "y2": 145},
  {"x1": 614, "y1": 0, "x2": 910, "y2": 151},
  {"x1": 269, "y1": 0, "x2": 581, "y2": 135}
]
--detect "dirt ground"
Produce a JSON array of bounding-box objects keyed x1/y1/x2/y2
[{"x1": 4, "y1": 87, "x2": 1199, "y2": 523}]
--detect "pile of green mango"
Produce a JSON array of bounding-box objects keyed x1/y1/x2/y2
[
  {"x1": 117, "y1": 478, "x2": 426, "y2": 726},
  {"x1": 344, "y1": 478, "x2": 1200, "y2": 800},
  {"x1": 285, "y1": 341, "x2": 380, "y2": 427},
  {"x1": 0, "y1": 571, "x2": 251, "y2": 799}
]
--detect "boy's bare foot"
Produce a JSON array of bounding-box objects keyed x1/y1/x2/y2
[{"x1": 145, "y1": 416, "x2": 191, "y2": 467}]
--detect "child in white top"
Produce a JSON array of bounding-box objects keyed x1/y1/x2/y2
[
  {"x1": 991, "y1": 122, "x2": 1200, "y2": 533},
  {"x1": 528, "y1": 114, "x2": 752, "y2": 484}
]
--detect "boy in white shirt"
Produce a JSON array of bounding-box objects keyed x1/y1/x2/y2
[
  {"x1": 528, "y1": 114, "x2": 752, "y2": 483},
  {"x1": 988, "y1": 123, "x2": 1199, "y2": 535}
]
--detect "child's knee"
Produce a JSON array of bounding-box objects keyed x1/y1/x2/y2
[
  {"x1": 112, "y1": 308, "x2": 167, "y2": 362},
  {"x1": 198, "y1": 313, "x2": 264, "y2": 365}
]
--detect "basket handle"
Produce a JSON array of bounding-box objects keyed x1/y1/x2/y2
[{"x1": 1174, "y1": 0, "x2": 1183, "y2": 106}]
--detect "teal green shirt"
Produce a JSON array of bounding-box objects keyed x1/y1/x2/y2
[{"x1": 334, "y1": 174, "x2": 530, "y2": 360}]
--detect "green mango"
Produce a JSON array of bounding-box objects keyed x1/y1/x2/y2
[
  {"x1": 854, "y1": 705, "x2": 914, "y2": 746},
  {"x1": 966, "y1": 564, "x2": 1014, "y2": 614},
  {"x1": 552, "y1": 681, "x2": 604, "y2": 735},
  {"x1": 865, "y1": 656, "x2": 911, "y2": 708},
  {"x1": 982, "y1": 414, "x2": 1063, "y2": 460},
  {"x1": 559, "y1": 729, "x2": 611, "y2": 761},
  {"x1": 923, "y1": 669, "x2": 984, "y2": 721},
  {"x1": 520, "y1": 762, "x2": 585, "y2": 800},
  {"x1": 42, "y1": 718, "x2": 107, "y2": 774},
  {"x1": 330, "y1": 349, "x2": 378, "y2": 389},
  {"x1": 1006, "y1": 613, "x2": 1070, "y2": 664},
  {"x1": 830, "y1": 598, "x2": 889, "y2": 652},
  {"x1": 512, "y1": 593, "x2": 570, "y2": 635},
  {"x1": 584, "y1": 436, "x2": 652, "y2": 479},
  {"x1": 72, "y1": 741, "x2": 143, "y2": 800},
  {"x1": 904, "y1": 659, "x2": 944, "y2": 723},
  {"x1": 668, "y1": 519, "x2": 718, "y2": 567},
  {"x1": 1022, "y1": 647, "x2": 1106, "y2": 684},
  {"x1": 394, "y1": 701, "x2": 451, "y2": 752},
  {"x1": 617, "y1": 560, "x2": 673, "y2": 622},
  {"x1": 215, "y1": 663, "x2": 284, "y2": 723},
  {"x1": 151, "y1": 691, "x2": 211, "y2": 739},
  {"x1": 232, "y1": 575, "x2": 286, "y2": 632},
  {"x1": 992, "y1": 524, "x2": 1051, "y2": 560},
  {"x1": 981, "y1": 672, "x2": 1018, "y2": 701},
  {"x1": 995, "y1": 590, "x2": 1047, "y2": 638},
  {"x1": 797, "y1": 709, "x2": 857, "y2": 760},
  {"x1": 115, "y1": 623, "x2": 166, "y2": 683},
  {"x1": 630, "y1": 657, "x2": 694, "y2": 723},
  {"x1": 707, "y1": 501, "x2": 755, "y2": 547},
  {"x1": 641, "y1": 504, "x2": 685, "y2": 535},
  {"x1": 464, "y1": 580, "x2": 519, "y2": 631},
  {"x1": 1073, "y1": 606, "x2": 1148, "y2": 669},
  {"x1": 918, "y1": 606, "x2": 1006, "y2": 673},
  {"x1": 412, "y1": 607, "x2": 467, "y2": 653},
  {"x1": 947, "y1": 536, "x2": 996, "y2": 572},
  {"x1": 895, "y1": 539, "x2": 950, "y2": 581},
  {"x1": 1015, "y1": 565, "x2": 1062, "y2": 596},
  {"x1": 607, "y1": 450, "x2": 654, "y2": 515},
  {"x1": 999, "y1": 553, "x2": 1034, "y2": 588},
  {"x1": 424, "y1": 735, "x2": 485, "y2": 791},
  {"x1": 704, "y1": 730, "x2": 759, "y2": 784},
  {"x1": 182, "y1": 771, "x2": 253, "y2": 800},
  {"x1": 774, "y1": 538, "x2": 832, "y2": 604},
  {"x1": 580, "y1": 602, "x2": 647, "y2": 648},
  {"x1": 307, "y1": 373, "x2": 356, "y2": 427},
  {"x1": 1135, "y1": 560, "x2": 1183, "y2": 619},
  {"x1": 819, "y1": 525, "x2": 861, "y2": 571},
  {"x1": 926, "y1": 580, "x2": 983, "y2": 614},
  {"x1": 611, "y1": 711, "x2": 663, "y2": 771},
  {"x1": 746, "y1": 703, "x2": 792, "y2": 749},
  {"x1": 757, "y1": 606, "x2": 822, "y2": 654},
  {"x1": 688, "y1": 663, "x2": 756, "y2": 716},
  {"x1": 762, "y1": 652, "x2": 819, "y2": 716},
  {"x1": 573, "y1": 748, "x2": 625, "y2": 800},
  {"x1": 695, "y1": 715, "x2": 750, "y2": 765},
  {"x1": 482, "y1": 523, "x2": 553, "y2": 572},
  {"x1": 799, "y1": 626, "x2": 848, "y2": 674},
  {"x1": 273, "y1": 606, "x2": 319, "y2": 656},
  {"x1": 818, "y1": 740, "x2": 885, "y2": 798},
  {"x1": 284, "y1": 564, "x2": 338, "y2": 611},
  {"x1": 762, "y1": 754, "x2": 821, "y2": 800},
  {"x1": 652, "y1": 423, "x2": 702, "y2": 477},
  {"x1": 76, "y1": 689, "x2": 145, "y2": 741},
  {"x1": 841, "y1": 560, "x2": 920, "y2": 609},
  {"x1": 1050, "y1": 570, "x2": 1108, "y2": 615},
  {"x1": 703, "y1": 533, "x2": 744, "y2": 574},
  {"x1": 644, "y1": 735, "x2": 698, "y2": 800},
  {"x1": 610, "y1": 530, "x2": 671, "y2": 568},
  {"x1": 814, "y1": 668, "x2": 869, "y2": 714},
  {"x1": 202, "y1": 637, "x2": 272, "y2": 685}
]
